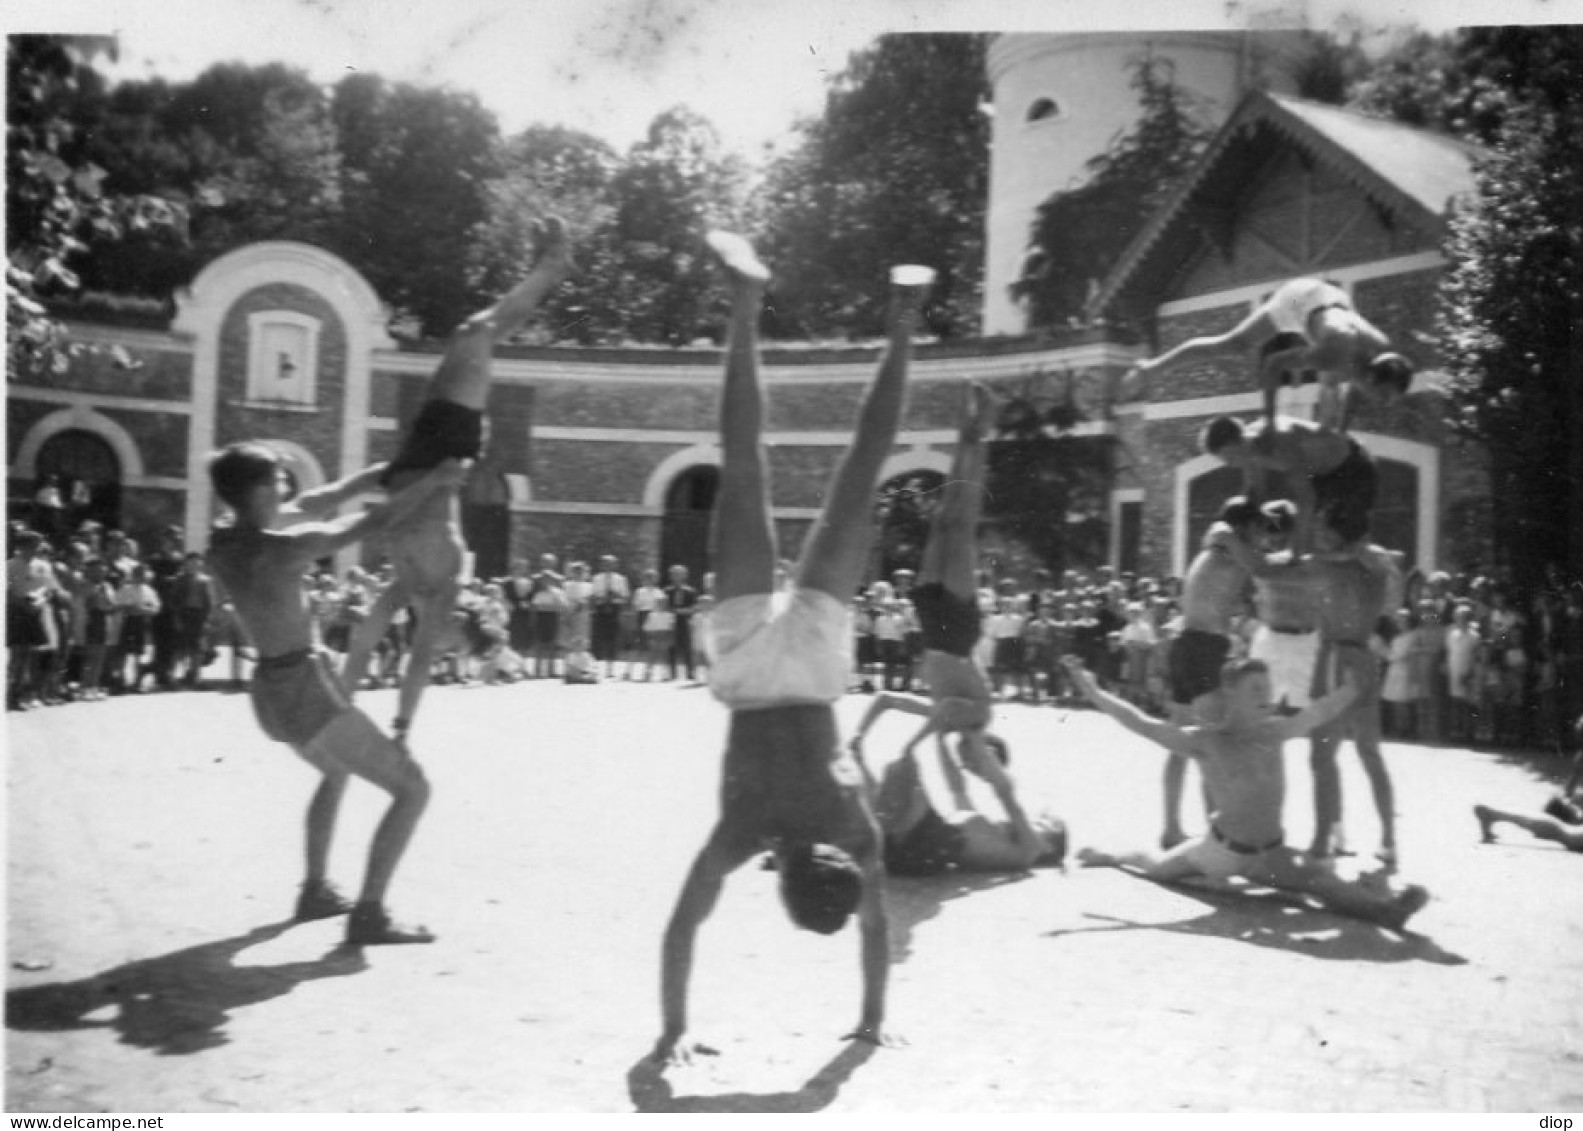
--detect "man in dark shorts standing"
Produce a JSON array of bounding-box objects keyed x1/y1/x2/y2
[
  {"x1": 206, "y1": 443, "x2": 464, "y2": 944},
  {"x1": 343, "y1": 217, "x2": 571, "y2": 739},
  {"x1": 1160, "y1": 496, "x2": 1265, "y2": 849},
  {"x1": 653, "y1": 232, "x2": 930, "y2": 1064}
]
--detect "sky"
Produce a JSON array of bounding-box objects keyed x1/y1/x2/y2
[{"x1": 8, "y1": 0, "x2": 1571, "y2": 160}]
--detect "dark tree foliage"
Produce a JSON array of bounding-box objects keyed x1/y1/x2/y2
[
  {"x1": 1432, "y1": 26, "x2": 1583, "y2": 589},
  {"x1": 331, "y1": 74, "x2": 502, "y2": 337},
  {"x1": 1013, "y1": 52, "x2": 1214, "y2": 331},
  {"x1": 873, "y1": 471, "x2": 944, "y2": 579},
  {"x1": 7, "y1": 35, "x2": 189, "y2": 377},
  {"x1": 759, "y1": 34, "x2": 990, "y2": 341}
]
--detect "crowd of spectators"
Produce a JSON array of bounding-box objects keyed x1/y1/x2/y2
[{"x1": 9, "y1": 513, "x2": 1583, "y2": 753}]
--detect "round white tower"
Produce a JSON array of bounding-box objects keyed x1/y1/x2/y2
[{"x1": 982, "y1": 31, "x2": 1304, "y2": 336}]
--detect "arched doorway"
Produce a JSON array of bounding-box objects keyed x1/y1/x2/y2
[
  {"x1": 461, "y1": 469, "x2": 511, "y2": 581},
  {"x1": 659, "y1": 467, "x2": 718, "y2": 580},
  {"x1": 33, "y1": 429, "x2": 122, "y2": 536}
]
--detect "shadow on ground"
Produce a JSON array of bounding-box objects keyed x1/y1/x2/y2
[
  {"x1": 626, "y1": 1041, "x2": 876, "y2": 1113},
  {"x1": 6, "y1": 921, "x2": 367, "y2": 1056},
  {"x1": 1044, "y1": 878, "x2": 1467, "y2": 966}
]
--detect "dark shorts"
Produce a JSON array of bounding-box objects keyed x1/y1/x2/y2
[
  {"x1": 1311, "y1": 439, "x2": 1377, "y2": 532},
  {"x1": 591, "y1": 608, "x2": 622, "y2": 659},
  {"x1": 381, "y1": 399, "x2": 483, "y2": 487},
  {"x1": 884, "y1": 806, "x2": 964, "y2": 876},
  {"x1": 720, "y1": 704, "x2": 873, "y2": 852},
  {"x1": 1260, "y1": 331, "x2": 1317, "y2": 384},
  {"x1": 912, "y1": 582, "x2": 982, "y2": 657},
  {"x1": 1170, "y1": 628, "x2": 1231, "y2": 705},
  {"x1": 250, "y1": 648, "x2": 351, "y2": 746}
]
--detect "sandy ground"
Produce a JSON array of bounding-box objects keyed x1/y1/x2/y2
[{"x1": 6, "y1": 676, "x2": 1583, "y2": 1113}]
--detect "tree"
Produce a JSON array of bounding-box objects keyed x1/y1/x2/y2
[
  {"x1": 467, "y1": 125, "x2": 621, "y2": 344},
  {"x1": 1013, "y1": 52, "x2": 1214, "y2": 332},
  {"x1": 597, "y1": 106, "x2": 750, "y2": 345},
  {"x1": 1434, "y1": 27, "x2": 1583, "y2": 589},
  {"x1": 759, "y1": 34, "x2": 990, "y2": 340},
  {"x1": 7, "y1": 35, "x2": 188, "y2": 378},
  {"x1": 331, "y1": 75, "x2": 501, "y2": 337}
]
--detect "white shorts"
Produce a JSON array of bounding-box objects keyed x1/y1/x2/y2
[
  {"x1": 1249, "y1": 625, "x2": 1318, "y2": 709},
  {"x1": 1265, "y1": 278, "x2": 1351, "y2": 338},
  {"x1": 707, "y1": 588, "x2": 852, "y2": 709}
]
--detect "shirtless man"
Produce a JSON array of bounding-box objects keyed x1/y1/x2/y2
[
  {"x1": 1202, "y1": 413, "x2": 1378, "y2": 551},
  {"x1": 1214, "y1": 502, "x2": 1403, "y2": 861},
  {"x1": 653, "y1": 233, "x2": 931, "y2": 1064},
  {"x1": 853, "y1": 727, "x2": 1065, "y2": 875},
  {"x1": 1245, "y1": 500, "x2": 1320, "y2": 713},
  {"x1": 1124, "y1": 276, "x2": 1413, "y2": 432},
  {"x1": 206, "y1": 443, "x2": 465, "y2": 944},
  {"x1": 342, "y1": 217, "x2": 571, "y2": 741},
  {"x1": 1064, "y1": 656, "x2": 1430, "y2": 930},
  {"x1": 1160, "y1": 496, "x2": 1265, "y2": 849}
]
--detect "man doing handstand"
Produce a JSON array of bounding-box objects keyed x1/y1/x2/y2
[
  {"x1": 343, "y1": 217, "x2": 571, "y2": 740},
  {"x1": 653, "y1": 232, "x2": 931, "y2": 1063},
  {"x1": 207, "y1": 444, "x2": 464, "y2": 944}
]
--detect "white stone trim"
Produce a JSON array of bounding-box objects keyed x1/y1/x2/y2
[
  {"x1": 1170, "y1": 430, "x2": 1440, "y2": 575},
  {"x1": 12, "y1": 405, "x2": 146, "y2": 481},
  {"x1": 8, "y1": 386, "x2": 194, "y2": 416},
  {"x1": 881, "y1": 449, "x2": 953, "y2": 483},
  {"x1": 640, "y1": 445, "x2": 721, "y2": 510},
  {"x1": 1144, "y1": 385, "x2": 1320, "y2": 422},
  {"x1": 172, "y1": 241, "x2": 394, "y2": 542},
  {"x1": 245, "y1": 310, "x2": 321, "y2": 406}
]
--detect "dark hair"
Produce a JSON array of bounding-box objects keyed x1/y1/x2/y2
[
  {"x1": 1218, "y1": 495, "x2": 1263, "y2": 530},
  {"x1": 1319, "y1": 502, "x2": 1369, "y2": 546},
  {"x1": 778, "y1": 843, "x2": 862, "y2": 935},
  {"x1": 1201, "y1": 416, "x2": 1245, "y2": 454},
  {"x1": 208, "y1": 443, "x2": 281, "y2": 510},
  {"x1": 1260, "y1": 498, "x2": 1298, "y2": 534},
  {"x1": 1367, "y1": 352, "x2": 1414, "y2": 395}
]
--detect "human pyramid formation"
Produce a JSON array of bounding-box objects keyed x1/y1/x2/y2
[{"x1": 204, "y1": 229, "x2": 1582, "y2": 1055}]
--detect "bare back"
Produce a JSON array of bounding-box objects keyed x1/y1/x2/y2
[{"x1": 1181, "y1": 545, "x2": 1249, "y2": 634}]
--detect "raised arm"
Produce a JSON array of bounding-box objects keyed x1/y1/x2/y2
[
  {"x1": 955, "y1": 739, "x2": 1050, "y2": 870},
  {"x1": 287, "y1": 462, "x2": 392, "y2": 519},
  {"x1": 284, "y1": 459, "x2": 466, "y2": 560},
  {"x1": 1272, "y1": 673, "x2": 1358, "y2": 741},
  {"x1": 1062, "y1": 656, "x2": 1196, "y2": 756},
  {"x1": 848, "y1": 691, "x2": 931, "y2": 750}
]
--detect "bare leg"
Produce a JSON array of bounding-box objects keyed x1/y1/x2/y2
[
  {"x1": 1254, "y1": 848, "x2": 1428, "y2": 931},
  {"x1": 796, "y1": 266, "x2": 933, "y2": 600},
  {"x1": 425, "y1": 216, "x2": 571, "y2": 409},
  {"x1": 302, "y1": 710, "x2": 434, "y2": 943},
  {"x1": 1076, "y1": 839, "x2": 1214, "y2": 883},
  {"x1": 1161, "y1": 753, "x2": 1191, "y2": 849},
  {"x1": 1354, "y1": 737, "x2": 1398, "y2": 861},
  {"x1": 303, "y1": 770, "x2": 349, "y2": 884},
  {"x1": 918, "y1": 383, "x2": 995, "y2": 595},
  {"x1": 1309, "y1": 734, "x2": 1344, "y2": 855},
  {"x1": 705, "y1": 232, "x2": 776, "y2": 602},
  {"x1": 1474, "y1": 803, "x2": 1583, "y2": 849},
  {"x1": 395, "y1": 586, "x2": 459, "y2": 736},
  {"x1": 343, "y1": 581, "x2": 408, "y2": 697}
]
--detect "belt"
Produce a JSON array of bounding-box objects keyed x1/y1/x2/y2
[
  {"x1": 1211, "y1": 824, "x2": 1284, "y2": 855},
  {"x1": 254, "y1": 647, "x2": 316, "y2": 671},
  {"x1": 1268, "y1": 625, "x2": 1314, "y2": 635}
]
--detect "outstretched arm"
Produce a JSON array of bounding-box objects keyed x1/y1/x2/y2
[
  {"x1": 285, "y1": 460, "x2": 467, "y2": 560},
  {"x1": 288, "y1": 463, "x2": 392, "y2": 519},
  {"x1": 1272, "y1": 675, "x2": 1358, "y2": 741},
  {"x1": 1062, "y1": 656, "x2": 1196, "y2": 756},
  {"x1": 956, "y1": 739, "x2": 1049, "y2": 870},
  {"x1": 1133, "y1": 305, "x2": 1275, "y2": 381},
  {"x1": 848, "y1": 691, "x2": 931, "y2": 749}
]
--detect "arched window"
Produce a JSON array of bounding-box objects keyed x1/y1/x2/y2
[
  {"x1": 1027, "y1": 97, "x2": 1061, "y2": 123},
  {"x1": 35, "y1": 429, "x2": 122, "y2": 532},
  {"x1": 660, "y1": 467, "x2": 719, "y2": 581}
]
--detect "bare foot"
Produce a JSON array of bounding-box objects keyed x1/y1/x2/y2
[
  {"x1": 649, "y1": 1033, "x2": 720, "y2": 1067},
  {"x1": 844, "y1": 1024, "x2": 906, "y2": 1049},
  {"x1": 1473, "y1": 803, "x2": 1496, "y2": 843},
  {"x1": 705, "y1": 230, "x2": 770, "y2": 284}
]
